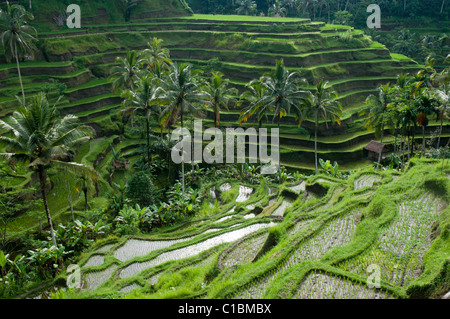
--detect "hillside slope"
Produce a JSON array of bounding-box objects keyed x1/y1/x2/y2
[
  {"x1": 27, "y1": 158, "x2": 450, "y2": 299},
  {"x1": 15, "y1": 0, "x2": 191, "y2": 30}
]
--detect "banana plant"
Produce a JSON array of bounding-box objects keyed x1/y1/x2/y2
[{"x1": 0, "y1": 250, "x2": 8, "y2": 277}]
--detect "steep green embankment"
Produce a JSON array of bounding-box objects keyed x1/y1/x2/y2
[
  {"x1": 26, "y1": 159, "x2": 449, "y2": 299},
  {"x1": 22, "y1": 0, "x2": 192, "y2": 31},
  {"x1": 2, "y1": 13, "x2": 426, "y2": 169},
  {"x1": 0, "y1": 7, "x2": 444, "y2": 238}
]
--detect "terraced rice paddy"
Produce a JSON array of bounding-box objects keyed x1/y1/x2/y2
[
  {"x1": 287, "y1": 219, "x2": 313, "y2": 236},
  {"x1": 246, "y1": 201, "x2": 261, "y2": 210},
  {"x1": 120, "y1": 283, "x2": 142, "y2": 293},
  {"x1": 113, "y1": 238, "x2": 191, "y2": 262},
  {"x1": 288, "y1": 182, "x2": 306, "y2": 194},
  {"x1": 293, "y1": 272, "x2": 394, "y2": 299},
  {"x1": 83, "y1": 255, "x2": 105, "y2": 268},
  {"x1": 4, "y1": 4, "x2": 448, "y2": 300},
  {"x1": 354, "y1": 174, "x2": 382, "y2": 190},
  {"x1": 339, "y1": 193, "x2": 445, "y2": 287},
  {"x1": 233, "y1": 209, "x2": 360, "y2": 299},
  {"x1": 119, "y1": 222, "x2": 276, "y2": 279},
  {"x1": 236, "y1": 186, "x2": 253, "y2": 202},
  {"x1": 220, "y1": 183, "x2": 232, "y2": 192},
  {"x1": 214, "y1": 215, "x2": 234, "y2": 223},
  {"x1": 220, "y1": 233, "x2": 270, "y2": 269},
  {"x1": 272, "y1": 199, "x2": 294, "y2": 217},
  {"x1": 82, "y1": 265, "x2": 117, "y2": 291},
  {"x1": 284, "y1": 210, "x2": 359, "y2": 268}
]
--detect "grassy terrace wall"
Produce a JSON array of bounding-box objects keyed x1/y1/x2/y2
[
  {"x1": 32, "y1": 159, "x2": 448, "y2": 299},
  {"x1": 0, "y1": 14, "x2": 434, "y2": 179},
  {"x1": 23, "y1": 0, "x2": 191, "y2": 31}
]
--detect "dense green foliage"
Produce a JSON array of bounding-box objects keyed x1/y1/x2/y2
[
  {"x1": 0, "y1": 2, "x2": 449, "y2": 300},
  {"x1": 187, "y1": 0, "x2": 449, "y2": 22}
]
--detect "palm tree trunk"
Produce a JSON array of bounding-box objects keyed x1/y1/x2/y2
[
  {"x1": 441, "y1": 0, "x2": 446, "y2": 13},
  {"x1": 64, "y1": 167, "x2": 74, "y2": 222},
  {"x1": 407, "y1": 131, "x2": 411, "y2": 160},
  {"x1": 181, "y1": 106, "x2": 185, "y2": 198},
  {"x1": 38, "y1": 166, "x2": 56, "y2": 246},
  {"x1": 146, "y1": 115, "x2": 151, "y2": 164},
  {"x1": 315, "y1": 118, "x2": 318, "y2": 175},
  {"x1": 421, "y1": 125, "x2": 426, "y2": 157},
  {"x1": 394, "y1": 128, "x2": 398, "y2": 153},
  {"x1": 83, "y1": 186, "x2": 88, "y2": 211},
  {"x1": 344, "y1": 0, "x2": 350, "y2": 11},
  {"x1": 402, "y1": 134, "x2": 406, "y2": 169},
  {"x1": 214, "y1": 107, "x2": 217, "y2": 128},
  {"x1": 378, "y1": 123, "x2": 385, "y2": 167},
  {"x1": 14, "y1": 42, "x2": 26, "y2": 106},
  {"x1": 438, "y1": 112, "x2": 444, "y2": 147},
  {"x1": 191, "y1": 116, "x2": 194, "y2": 175}
]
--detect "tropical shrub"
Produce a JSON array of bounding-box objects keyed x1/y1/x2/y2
[
  {"x1": 125, "y1": 171, "x2": 155, "y2": 207},
  {"x1": 54, "y1": 220, "x2": 107, "y2": 253},
  {"x1": 114, "y1": 205, "x2": 140, "y2": 235},
  {"x1": 319, "y1": 158, "x2": 351, "y2": 179}
]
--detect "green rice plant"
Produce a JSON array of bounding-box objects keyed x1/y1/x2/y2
[{"x1": 221, "y1": 188, "x2": 238, "y2": 203}]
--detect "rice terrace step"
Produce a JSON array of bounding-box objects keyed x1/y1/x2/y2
[{"x1": 0, "y1": 0, "x2": 448, "y2": 306}]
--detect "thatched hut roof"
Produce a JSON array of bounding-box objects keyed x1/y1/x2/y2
[{"x1": 364, "y1": 140, "x2": 389, "y2": 154}]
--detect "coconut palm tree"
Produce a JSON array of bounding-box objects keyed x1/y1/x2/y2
[
  {"x1": 121, "y1": 75, "x2": 164, "y2": 164},
  {"x1": 238, "y1": 79, "x2": 270, "y2": 128},
  {"x1": 120, "y1": 0, "x2": 139, "y2": 22},
  {"x1": 235, "y1": 0, "x2": 257, "y2": 15},
  {"x1": 268, "y1": 1, "x2": 287, "y2": 17},
  {"x1": 0, "y1": 3, "x2": 37, "y2": 106},
  {"x1": 416, "y1": 88, "x2": 439, "y2": 157},
  {"x1": 0, "y1": 93, "x2": 98, "y2": 246},
  {"x1": 397, "y1": 103, "x2": 418, "y2": 160},
  {"x1": 159, "y1": 63, "x2": 206, "y2": 197},
  {"x1": 109, "y1": 50, "x2": 144, "y2": 92},
  {"x1": 361, "y1": 83, "x2": 395, "y2": 166},
  {"x1": 299, "y1": 79, "x2": 342, "y2": 174},
  {"x1": 254, "y1": 59, "x2": 307, "y2": 130},
  {"x1": 204, "y1": 72, "x2": 238, "y2": 128},
  {"x1": 432, "y1": 66, "x2": 450, "y2": 148},
  {"x1": 142, "y1": 37, "x2": 171, "y2": 74},
  {"x1": 280, "y1": 0, "x2": 297, "y2": 16},
  {"x1": 435, "y1": 86, "x2": 450, "y2": 148}
]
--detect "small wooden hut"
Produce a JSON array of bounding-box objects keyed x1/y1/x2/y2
[{"x1": 364, "y1": 140, "x2": 390, "y2": 161}]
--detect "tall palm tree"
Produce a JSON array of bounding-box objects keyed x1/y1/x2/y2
[
  {"x1": 238, "y1": 79, "x2": 270, "y2": 128},
  {"x1": 204, "y1": 72, "x2": 238, "y2": 128},
  {"x1": 75, "y1": 170, "x2": 100, "y2": 212},
  {"x1": 361, "y1": 83, "x2": 395, "y2": 166},
  {"x1": 0, "y1": 93, "x2": 98, "y2": 246},
  {"x1": 142, "y1": 37, "x2": 171, "y2": 74},
  {"x1": 432, "y1": 66, "x2": 450, "y2": 148},
  {"x1": 255, "y1": 59, "x2": 307, "y2": 130},
  {"x1": 280, "y1": 0, "x2": 297, "y2": 16},
  {"x1": 435, "y1": 87, "x2": 450, "y2": 148},
  {"x1": 268, "y1": 1, "x2": 287, "y2": 17},
  {"x1": 159, "y1": 63, "x2": 206, "y2": 197},
  {"x1": 299, "y1": 79, "x2": 342, "y2": 174},
  {"x1": 397, "y1": 103, "x2": 418, "y2": 160},
  {"x1": 120, "y1": 0, "x2": 139, "y2": 22},
  {"x1": 109, "y1": 50, "x2": 144, "y2": 92},
  {"x1": 0, "y1": 3, "x2": 37, "y2": 106},
  {"x1": 416, "y1": 89, "x2": 439, "y2": 157},
  {"x1": 235, "y1": 0, "x2": 257, "y2": 15},
  {"x1": 121, "y1": 75, "x2": 164, "y2": 164}
]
